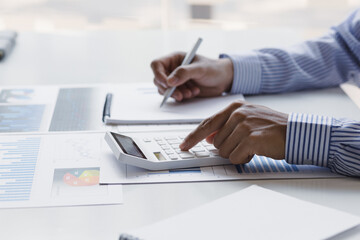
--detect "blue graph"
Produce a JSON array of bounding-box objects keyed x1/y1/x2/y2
[
  {"x1": 236, "y1": 155, "x2": 299, "y2": 174},
  {"x1": 0, "y1": 89, "x2": 34, "y2": 103},
  {"x1": 148, "y1": 167, "x2": 202, "y2": 175},
  {"x1": 0, "y1": 137, "x2": 41, "y2": 201},
  {"x1": 0, "y1": 105, "x2": 45, "y2": 132}
]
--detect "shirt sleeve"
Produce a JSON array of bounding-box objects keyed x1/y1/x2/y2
[
  {"x1": 221, "y1": 9, "x2": 360, "y2": 95},
  {"x1": 285, "y1": 113, "x2": 360, "y2": 177}
]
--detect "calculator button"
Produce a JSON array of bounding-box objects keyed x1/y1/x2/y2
[
  {"x1": 179, "y1": 152, "x2": 195, "y2": 159},
  {"x1": 167, "y1": 139, "x2": 181, "y2": 144},
  {"x1": 171, "y1": 144, "x2": 180, "y2": 149},
  {"x1": 164, "y1": 136, "x2": 178, "y2": 140},
  {"x1": 179, "y1": 155, "x2": 194, "y2": 159},
  {"x1": 168, "y1": 154, "x2": 179, "y2": 160},
  {"x1": 179, "y1": 134, "x2": 187, "y2": 139},
  {"x1": 161, "y1": 145, "x2": 170, "y2": 150},
  {"x1": 143, "y1": 138, "x2": 151, "y2": 142},
  {"x1": 154, "y1": 137, "x2": 162, "y2": 141},
  {"x1": 157, "y1": 141, "x2": 167, "y2": 145},
  {"x1": 191, "y1": 147, "x2": 205, "y2": 152},
  {"x1": 206, "y1": 146, "x2": 217, "y2": 151},
  {"x1": 195, "y1": 152, "x2": 210, "y2": 157},
  {"x1": 165, "y1": 150, "x2": 174, "y2": 154},
  {"x1": 209, "y1": 149, "x2": 219, "y2": 156},
  {"x1": 192, "y1": 149, "x2": 205, "y2": 153}
]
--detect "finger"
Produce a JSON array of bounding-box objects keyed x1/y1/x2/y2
[
  {"x1": 154, "y1": 79, "x2": 167, "y2": 95},
  {"x1": 177, "y1": 85, "x2": 192, "y2": 99},
  {"x1": 213, "y1": 110, "x2": 246, "y2": 148},
  {"x1": 150, "y1": 61, "x2": 169, "y2": 89},
  {"x1": 171, "y1": 89, "x2": 183, "y2": 101},
  {"x1": 154, "y1": 77, "x2": 168, "y2": 90},
  {"x1": 157, "y1": 87, "x2": 165, "y2": 95},
  {"x1": 185, "y1": 81, "x2": 200, "y2": 97},
  {"x1": 180, "y1": 101, "x2": 244, "y2": 150},
  {"x1": 167, "y1": 63, "x2": 206, "y2": 87},
  {"x1": 228, "y1": 140, "x2": 254, "y2": 165},
  {"x1": 217, "y1": 124, "x2": 249, "y2": 158},
  {"x1": 205, "y1": 131, "x2": 218, "y2": 144}
]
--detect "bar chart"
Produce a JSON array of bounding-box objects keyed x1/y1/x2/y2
[
  {"x1": 0, "y1": 89, "x2": 34, "y2": 103},
  {"x1": 0, "y1": 136, "x2": 41, "y2": 202},
  {"x1": 0, "y1": 105, "x2": 45, "y2": 132}
]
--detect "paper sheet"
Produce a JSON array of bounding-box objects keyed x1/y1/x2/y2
[
  {"x1": 341, "y1": 81, "x2": 360, "y2": 110},
  {"x1": 0, "y1": 86, "x2": 58, "y2": 133},
  {"x1": 0, "y1": 85, "x2": 110, "y2": 133},
  {"x1": 100, "y1": 130, "x2": 340, "y2": 185},
  {"x1": 106, "y1": 83, "x2": 244, "y2": 124},
  {"x1": 0, "y1": 132, "x2": 122, "y2": 208},
  {"x1": 126, "y1": 185, "x2": 360, "y2": 240}
]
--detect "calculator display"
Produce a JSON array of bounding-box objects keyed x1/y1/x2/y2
[{"x1": 111, "y1": 132, "x2": 146, "y2": 159}]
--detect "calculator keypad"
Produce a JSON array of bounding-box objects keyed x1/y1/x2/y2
[{"x1": 144, "y1": 136, "x2": 219, "y2": 161}]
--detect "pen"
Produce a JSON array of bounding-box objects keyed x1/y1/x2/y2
[
  {"x1": 0, "y1": 31, "x2": 17, "y2": 62},
  {"x1": 102, "y1": 93, "x2": 113, "y2": 122},
  {"x1": 159, "y1": 37, "x2": 203, "y2": 108}
]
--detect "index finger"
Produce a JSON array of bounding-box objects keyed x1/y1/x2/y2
[
  {"x1": 180, "y1": 101, "x2": 244, "y2": 151},
  {"x1": 151, "y1": 60, "x2": 169, "y2": 89},
  {"x1": 150, "y1": 52, "x2": 185, "y2": 87}
]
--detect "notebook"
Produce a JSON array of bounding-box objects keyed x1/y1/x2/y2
[
  {"x1": 120, "y1": 185, "x2": 360, "y2": 240},
  {"x1": 103, "y1": 83, "x2": 244, "y2": 125}
]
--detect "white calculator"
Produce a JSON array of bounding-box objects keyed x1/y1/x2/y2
[{"x1": 105, "y1": 131, "x2": 230, "y2": 170}]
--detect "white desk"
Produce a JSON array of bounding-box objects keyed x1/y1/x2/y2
[{"x1": 0, "y1": 31, "x2": 360, "y2": 240}]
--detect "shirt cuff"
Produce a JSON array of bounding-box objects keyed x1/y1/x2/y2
[
  {"x1": 285, "y1": 113, "x2": 333, "y2": 167},
  {"x1": 219, "y1": 52, "x2": 262, "y2": 95}
]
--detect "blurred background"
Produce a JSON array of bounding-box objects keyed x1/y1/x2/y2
[{"x1": 0, "y1": 0, "x2": 359, "y2": 40}]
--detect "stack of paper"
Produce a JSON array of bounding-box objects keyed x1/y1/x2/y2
[{"x1": 123, "y1": 185, "x2": 360, "y2": 240}]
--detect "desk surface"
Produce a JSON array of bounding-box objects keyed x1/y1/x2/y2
[{"x1": 0, "y1": 31, "x2": 360, "y2": 240}]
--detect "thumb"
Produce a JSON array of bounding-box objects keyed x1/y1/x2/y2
[{"x1": 167, "y1": 63, "x2": 205, "y2": 87}]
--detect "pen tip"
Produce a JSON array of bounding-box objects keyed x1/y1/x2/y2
[{"x1": 160, "y1": 96, "x2": 168, "y2": 108}]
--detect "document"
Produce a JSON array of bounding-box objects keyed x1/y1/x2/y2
[
  {"x1": 123, "y1": 185, "x2": 360, "y2": 240},
  {"x1": 0, "y1": 84, "x2": 111, "y2": 133},
  {"x1": 104, "y1": 83, "x2": 244, "y2": 124},
  {"x1": 341, "y1": 81, "x2": 360, "y2": 110},
  {"x1": 0, "y1": 132, "x2": 122, "y2": 208},
  {"x1": 0, "y1": 86, "x2": 58, "y2": 133}
]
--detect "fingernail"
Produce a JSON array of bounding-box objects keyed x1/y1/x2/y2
[
  {"x1": 160, "y1": 82, "x2": 168, "y2": 88},
  {"x1": 193, "y1": 88, "x2": 200, "y2": 95},
  {"x1": 168, "y1": 77, "x2": 179, "y2": 85},
  {"x1": 179, "y1": 141, "x2": 187, "y2": 150},
  {"x1": 173, "y1": 92, "x2": 180, "y2": 100}
]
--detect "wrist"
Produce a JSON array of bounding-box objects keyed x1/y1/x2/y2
[{"x1": 219, "y1": 58, "x2": 234, "y2": 92}]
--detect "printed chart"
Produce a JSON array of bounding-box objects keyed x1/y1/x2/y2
[
  {"x1": 0, "y1": 105, "x2": 45, "y2": 132},
  {"x1": 0, "y1": 89, "x2": 34, "y2": 103},
  {"x1": 0, "y1": 133, "x2": 122, "y2": 209},
  {"x1": 0, "y1": 136, "x2": 41, "y2": 202},
  {"x1": 49, "y1": 88, "x2": 105, "y2": 131}
]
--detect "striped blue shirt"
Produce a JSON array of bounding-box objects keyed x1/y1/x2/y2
[{"x1": 223, "y1": 9, "x2": 360, "y2": 177}]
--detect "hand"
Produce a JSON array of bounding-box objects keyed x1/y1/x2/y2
[
  {"x1": 179, "y1": 101, "x2": 288, "y2": 164},
  {"x1": 151, "y1": 52, "x2": 234, "y2": 101}
]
